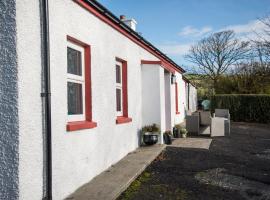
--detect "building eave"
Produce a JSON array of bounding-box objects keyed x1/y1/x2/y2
[{"x1": 183, "y1": 75, "x2": 197, "y2": 88}]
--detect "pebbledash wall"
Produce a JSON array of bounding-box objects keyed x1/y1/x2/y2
[
  {"x1": 13, "y1": 0, "x2": 191, "y2": 200},
  {"x1": 0, "y1": 0, "x2": 19, "y2": 199}
]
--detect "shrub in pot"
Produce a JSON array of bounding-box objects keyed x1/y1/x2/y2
[
  {"x1": 180, "y1": 128, "x2": 188, "y2": 138},
  {"x1": 173, "y1": 124, "x2": 182, "y2": 138},
  {"x1": 141, "y1": 124, "x2": 160, "y2": 145},
  {"x1": 163, "y1": 130, "x2": 172, "y2": 145}
]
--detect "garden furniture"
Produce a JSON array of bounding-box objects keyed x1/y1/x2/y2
[
  {"x1": 186, "y1": 114, "x2": 200, "y2": 135},
  {"x1": 214, "y1": 109, "x2": 230, "y2": 136}
]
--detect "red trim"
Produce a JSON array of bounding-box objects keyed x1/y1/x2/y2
[
  {"x1": 116, "y1": 116, "x2": 132, "y2": 124},
  {"x1": 175, "y1": 82, "x2": 180, "y2": 114},
  {"x1": 161, "y1": 61, "x2": 176, "y2": 74},
  {"x1": 67, "y1": 35, "x2": 97, "y2": 131},
  {"x1": 67, "y1": 121, "x2": 97, "y2": 131},
  {"x1": 74, "y1": 0, "x2": 184, "y2": 74},
  {"x1": 141, "y1": 60, "x2": 175, "y2": 74},
  {"x1": 67, "y1": 35, "x2": 89, "y2": 47},
  {"x1": 122, "y1": 61, "x2": 128, "y2": 117},
  {"x1": 141, "y1": 60, "x2": 162, "y2": 65}
]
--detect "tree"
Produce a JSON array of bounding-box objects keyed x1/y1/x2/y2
[
  {"x1": 249, "y1": 16, "x2": 270, "y2": 91},
  {"x1": 257, "y1": 16, "x2": 270, "y2": 63},
  {"x1": 215, "y1": 62, "x2": 270, "y2": 94},
  {"x1": 185, "y1": 30, "x2": 250, "y2": 92}
]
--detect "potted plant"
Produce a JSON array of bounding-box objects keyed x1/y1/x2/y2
[
  {"x1": 180, "y1": 128, "x2": 188, "y2": 138},
  {"x1": 173, "y1": 124, "x2": 182, "y2": 138},
  {"x1": 163, "y1": 130, "x2": 172, "y2": 145},
  {"x1": 142, "y1": 124, "x2": 160, "y2": 145}
]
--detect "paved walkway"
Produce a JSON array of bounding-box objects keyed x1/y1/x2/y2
[
  {"x1": 66, "y1": 145, "x2": 166, "y2": 200},
  {"x1": 171, "y1": 137, "x2": 212, "y2": 150},
  {"x1": 66, "y1": 137, "x2": 212, "y2": 200}
]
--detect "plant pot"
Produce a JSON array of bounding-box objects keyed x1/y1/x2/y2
[
  {"x1": 163, "y1": 133, "x2": 172, "y2": 145},
  {"x1": 143, "y1": 133, "x2": 159, "y2": 145},
  {"x1": 173, "y1": 127, "x2": 177, "y2": 138},
  {"x1": 173, "y1": 128, "x2": 181, "y2": 138},
  {"x1": 181, "y1": 134, "x2": 187, "y2": 138},
  {"x1": 176, "y1": 130, "x2": 181, "y2": 138},
  {"x1": 172, "y1": 127, "x2": 178, "y2": 138}
]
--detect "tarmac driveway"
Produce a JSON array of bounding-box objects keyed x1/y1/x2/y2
[{"x1": 118, "y1": 123, "x2": 270, "y2": 200}]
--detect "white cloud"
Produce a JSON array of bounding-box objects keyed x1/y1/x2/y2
[
  {"x1": 222, "y1": 20, "x2": 264, "y2": 34},
  {"x1": 220, "y1": 19, "x2": 267, "y2": 41},
  {"x1": 159, "y1": 18, "x2": 269, "y2": 58},
  {"x1": 178, "y1": 26, "x2": 213, "y2": 37}
]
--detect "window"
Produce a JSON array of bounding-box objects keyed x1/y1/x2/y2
[
  {"x1": 115, "y1": 57, "x2": 132, "y2": 124},
  {"x1": 67, "y1": 43, "x2": 85, "y2": 122},
  {"x1": 66, "y1": 36, "x2": 97, "y2": 131},
  {"x1": 175, "y1": 82, "x2": 180, "y2": 115},
  {"x1": 116, "y1": 63, "x2": 123, "y2": 116}
]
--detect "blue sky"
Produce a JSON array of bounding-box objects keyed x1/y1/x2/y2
[{"x1": 99, "y1": 0, "x2": 270, "y2": 70}]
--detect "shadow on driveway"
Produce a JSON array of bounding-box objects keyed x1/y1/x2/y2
[{"x1": 118, "y1": 123, "x2": 270, "y2": 200}]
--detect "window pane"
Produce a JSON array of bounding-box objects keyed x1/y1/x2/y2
[
  {"x1": 116, "y1": 65, "x2": 121, "y2": 84},
  {"x1": 68, "y1": 82, "x2": 83, "y2": 115},
  {"x1": 116, "y1": 88, "x2": 122, "y2": 112},
  {"x1": 67, "y1": 47, "x2": 82, "y2": 76}
]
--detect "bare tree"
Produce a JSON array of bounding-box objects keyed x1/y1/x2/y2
[
  {"x1": 185, "y1": 30, "x2": 249, "y2": 92},
  {"x1": 249, "y1": 16, "x2": 270, "y2": 85},
  {"x1": 254, "y1": 16, "x2": 270, "y2": 64}
]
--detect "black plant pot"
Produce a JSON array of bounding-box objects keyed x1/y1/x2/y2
[
  {"x1": 143, "y1": 133, "x2": 158, "y2": 145},
  {"x1": 163, "y1": 133, "x2": 172, "y2": 145},
  {"x1": 173, "y1": 128, "x2": 181, "y2": 138}
]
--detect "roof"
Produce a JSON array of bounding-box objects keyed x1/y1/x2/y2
[
  {"x1": 182, "y1": 75, "x2": 197, "y2": 88},
  {"x1": 74, "y1": 0, "x2": 185, "y2": 73}
]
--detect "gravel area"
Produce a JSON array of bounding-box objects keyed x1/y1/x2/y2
[{"x1": 118, "y1": 123, "x2": 270, "y2": 200}]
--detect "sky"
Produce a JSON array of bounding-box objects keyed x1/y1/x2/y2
[{"x1": 98, "y1": 0, "x2": 270, "y2": 70}]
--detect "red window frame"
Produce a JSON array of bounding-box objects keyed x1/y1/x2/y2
[
  {"x1": 115, "y1": 57, "x2": 132, "y2": 124},
  {"x1": 66, "y1": 35, "x2": 97, "y2": 131},
  {"x1": 175, "y1": 82, "x2": 180, "y2": 115}
]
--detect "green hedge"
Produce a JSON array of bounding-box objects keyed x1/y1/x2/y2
[{"x1": 211, "y1": 94, "x2": 270, "y2": 123}]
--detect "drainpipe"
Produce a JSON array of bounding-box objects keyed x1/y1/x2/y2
[
  {"x1": 40, "y1": 0, "x2": 52, "y2": 199},
  {"x1": 188, "y1": 83, "x2": 190, "y2": 110}
]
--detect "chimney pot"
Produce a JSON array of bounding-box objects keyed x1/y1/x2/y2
[{"x1": 120, "y1": 15, "x2": 126, "y2": 20}]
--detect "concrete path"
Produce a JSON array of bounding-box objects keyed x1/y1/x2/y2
[
  {"x1": 171, "y1": 137, "x2": 212, "y2": 150},
  {"x1": 66, "y1": 145, "x2": 166, "y2": 200}
]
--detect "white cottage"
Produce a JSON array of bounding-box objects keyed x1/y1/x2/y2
[{"x1": 0, "y1": 0, "x2": 197, "y2": 199}]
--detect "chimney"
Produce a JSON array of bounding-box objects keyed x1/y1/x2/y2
[{"x1": 120, "y1": 15, "x2": 137, "y2": 31}]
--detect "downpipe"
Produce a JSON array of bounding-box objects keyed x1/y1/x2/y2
[{"x1": 40, "y1": 0, "x2": 52, "y2": 199}]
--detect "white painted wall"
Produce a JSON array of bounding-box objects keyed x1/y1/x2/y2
[
  {"x1": 172, "y1": 73, "x2": 186, "y2": 125},
  {"x1": 164, "y1": 72, "x2": 172, "y2": 131},
  {"x1": 48, "y1": 1, "x2": 162, "y2": 199},
  {"x1": 141, "y1": 64, "x2": 161, "y2": 126},
  {"x1": 189, "y1": 85, "x2": 198, "y2": 112},
  {"x1": 17, "y1": 0, "x2": 44, "y2": 199},
  {"x1": 185, "y1": 81, "x2": 189, "y2": 114},
  {"x1": 141, "y1": 64, "x2": 165, "y2": 143},
  {"x1": 16, "y1": 1, "x2": 189, "y2": 199}
]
